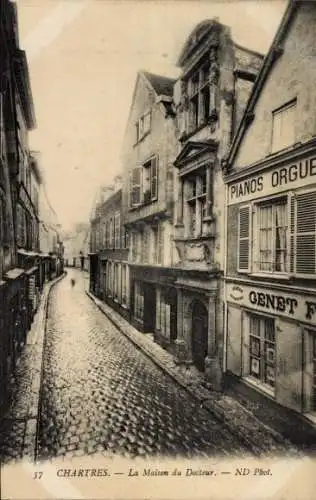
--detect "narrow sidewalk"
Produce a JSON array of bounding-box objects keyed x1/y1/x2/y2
[
  {"x1": 86, "y1": 290, "x2": 300, "y2": 457},
  {"x1": 0, "y1": 273, "x2": 66, "y2": 464}
]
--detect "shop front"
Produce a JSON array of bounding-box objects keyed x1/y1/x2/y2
[
  {"x1": 130, "y1": 265, "x2": 178, "y2": 350},
  {"x1": 3, "y1": 268, "x2": 28, "y2": 372},
  {"x1": 226, "y1": 281, "x2": 316, "y2": 419}
]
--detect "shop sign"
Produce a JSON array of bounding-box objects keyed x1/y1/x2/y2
[
  {"x1": 227, "y1": 282, "x2": 316, "y2": 326},
  {"x1": 228, "y1": 155, "x2": 316, "y2": 205}
]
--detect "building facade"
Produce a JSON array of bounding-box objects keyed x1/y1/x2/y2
[
  {"x1": 223, "y1": 0, "x2": 316, "y2": 420},
  {"x1": 90, "y1": 187, "x2": 129, "y2": 320},
  {"x1": 0, "y1": 0, "x2": 38, "y2": 411},
  {"x1": 121, "y1": 70, "x2": 179, "y2": 349},
  {"x1": 172, "y1": 19, "x2": 263, "y2": 386},
  {"x1": 63, "y1": 222, "x2": 90, "y2": 271}
]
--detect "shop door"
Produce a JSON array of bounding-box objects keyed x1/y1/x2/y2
[
  {"x1": 167, "y1": 288, "x2": 178, "y2": 342},
  {"x1": 143, "y1": 283, "x2": 156, "y2": 333},
  {"x1": 191, "y1": 300, "x2": 208, "y2": 372}
]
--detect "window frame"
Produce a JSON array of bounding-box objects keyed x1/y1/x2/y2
[
  {"x1": 247, "y1": 313, "x2": 276, "y2": 393},
  {"x1": 271, "y1": 99, "x2": 297, "y2": 154},
  {"x1": 254, "y1": 194, "x2": 289, "y2": 275},
  {"x1": 135, "y1": 110, "x2": 151, "y2": 143}
]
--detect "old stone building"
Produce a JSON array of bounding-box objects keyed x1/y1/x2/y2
[
  {"x1": 223, "y1": 0, "x2": 316, "y2": 424},
  {"x1": 0, "y1": 0, "x2": 37, "y2": 409},
  {"x1": 90, "y1": 185, "x2": 129, "y2": 320},
  {"x1": 172, "y1": 19, "x2": 263, "y2": 387},
  {"x1": 121, "y1": 71, "x2": 179, "y2": 347}
]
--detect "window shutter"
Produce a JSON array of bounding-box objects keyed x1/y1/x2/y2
[
  {"x1": 238, "y1": 205, "x2": 251, "y2": 272},
  {"x1": 150, "y1": 156, "x2": 158, "y2": 200},
  {"x1": 289, "y1": 192, "x2": 295, "y2": 274},
  {"x1": 295, "y1": 191, "x2": 316, "y2": 275}
]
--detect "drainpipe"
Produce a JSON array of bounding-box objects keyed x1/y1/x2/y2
[{"x1": 223, "y1": 182, "x2": 228, "y2": 374}]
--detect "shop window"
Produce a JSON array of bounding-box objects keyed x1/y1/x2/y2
[
  {"x1": 248, "y1": 314, "x2": 275, "y2": 390},
  {"x1": 313, "y1": 335, "x2": 316, "y2": 411},
  {"x1": 134, "y1": 281, "x2": 144, "y2": 320},
  {"x1": 271, "y1": 100, "x2": 296, "y2": 153},
  {"x1": 121, "y1": 264, "x2": 128, "y2": 306},
  {"x1": 152, "y1": 223, "x2": 164, "y2": 265}
]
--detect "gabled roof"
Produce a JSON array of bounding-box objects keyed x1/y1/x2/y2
[
  {"x1": 223, "y1": 0, "x2": 301, "y2": 171},
  {"x1": 142, "y1": 71, "x2": 176, "y2": 98}
]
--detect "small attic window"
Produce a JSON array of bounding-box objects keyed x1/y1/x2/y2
[
  {"x1": 135, "y1": 111, "x2": 151, "y2": 143},
  {"x1": 271, "y1": 100, "x2": 296, "y2": 153}
]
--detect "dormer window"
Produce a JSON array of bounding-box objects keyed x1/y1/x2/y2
[{"x1": 135, "y1": 111, "x2": 151, "y2": 143}]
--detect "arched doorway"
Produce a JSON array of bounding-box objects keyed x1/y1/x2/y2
[{"x1": 191, "y1": 300, "x2": 208, "y2": 372}]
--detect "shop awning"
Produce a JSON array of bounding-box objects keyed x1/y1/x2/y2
[
  {"x1": 18, "y1": 249, "x2": 39, "y2": 257},
  {"x1": 25, "y1": 266, "x2": 38, "y2": 276},
  {"x1": 4, "y1": 268, "x2": 25, "y2": 280}
]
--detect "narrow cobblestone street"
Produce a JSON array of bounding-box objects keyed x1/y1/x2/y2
[{"x1": 37, "y1": 269, "x2": 248, "y2": 460}]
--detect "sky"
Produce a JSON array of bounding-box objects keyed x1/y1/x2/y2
[{"x1": 16, "y1": 0, "x2": 287, "y2": 231}]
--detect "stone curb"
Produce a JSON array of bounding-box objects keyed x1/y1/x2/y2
[
  {"x1": 86, "y1": 290, "x2": 295, "y2": 456},
  {"x1": 23, "y1": 273, "x2": 67, "y2": 462}
]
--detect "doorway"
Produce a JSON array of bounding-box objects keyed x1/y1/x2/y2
[
  {"x1": 143, "y1": 283, "x2": 156, "y2": 333},
  {"x1": 191, "y1": 300, "x2": 208, "y2": 372}
]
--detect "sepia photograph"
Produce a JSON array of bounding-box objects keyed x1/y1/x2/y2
[{"x1": 0, "y1": 0, "x2": 316, "y2": 498}]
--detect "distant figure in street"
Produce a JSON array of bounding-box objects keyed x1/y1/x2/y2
[{"x1": 70, "y1": 278, "x2": 76, "y2": 288}]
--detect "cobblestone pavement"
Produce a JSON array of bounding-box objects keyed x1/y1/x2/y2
[{"x1": 37, "y1": 269, "x2": 248, "y2": 460}]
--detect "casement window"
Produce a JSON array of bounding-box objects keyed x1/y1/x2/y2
[
  {"x1": 135, "y1": 111, "x2": 151, "y2": 143},
  {"x1": 184, "y1": 168, "x2": 208, "y2": 238},
  {"x1": 257, "y1": 198, "x2": 288, "y2": 273},
  {"x1": 114, "y1": 212, "x2": 121, "y2": 249},
  {"x1": 187, "y1": 60, "x2": 212, "y2": 133},
  {"x1": 104, "y1": 220, "x2": 109, "y2": 248},
  {"x1": 134, "y1": 281, "x2": 144, "y2": 320},
  {"x1": 140, "y1": 228, "x2": 148, "y2": 263},
  {"x1": 129, "y1": 156, "x2": 158, "y2": 208},
  {"x1": 271, "y1": 100, "x2": 296, "y2": 153},
  {"x1": 143, "y1": 157, "x2": 158, "y2": 203},
  {"x1": 130, "y1": 167, "x2": 142, "y2": 206},
  {"x1": 131, "y1": 232, "x2": 137, "y2": 262},
  {"x1": 109, "y1": 217, "x2": 114, "y2": 248},
  {"x1": 248, "y1": 314, "x2": 276, "y2": 390},
  {"x1": 238, "y1": 197, "x2": 288, "y2": 274}
]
